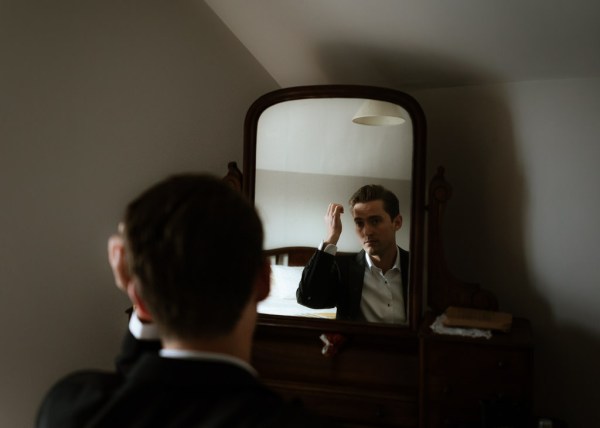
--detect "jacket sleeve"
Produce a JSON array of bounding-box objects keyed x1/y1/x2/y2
[{"x1": 296, "y1": 250, "x2": 339, "y2": 309}]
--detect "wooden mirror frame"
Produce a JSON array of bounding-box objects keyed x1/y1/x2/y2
[{"x1": 243, "y1": 84, "x2": 427, "y2": 331}]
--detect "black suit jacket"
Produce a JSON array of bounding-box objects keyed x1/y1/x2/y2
[
  {"x1": 296, "y1": 247, "x2": 409, "y2": 321},
  {"x1": 37, "y1": 333, "x2": 333, "y2": 428}
]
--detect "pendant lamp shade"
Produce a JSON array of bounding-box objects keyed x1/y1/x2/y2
[{"x1": 352, "y1": 100, "x2": 406, "y2": 126}]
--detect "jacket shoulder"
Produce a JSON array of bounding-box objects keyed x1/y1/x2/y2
[{"x1": 36, "y1": 370, "x2": 121, "y2": 428}]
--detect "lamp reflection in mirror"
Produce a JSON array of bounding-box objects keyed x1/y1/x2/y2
[{"x1": 352, "y1": 99, "x2": 406, "y2": 126}]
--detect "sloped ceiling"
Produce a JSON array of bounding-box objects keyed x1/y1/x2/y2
[{"x1": 204, "y1": 0, "x2": 600, "y2": 89}]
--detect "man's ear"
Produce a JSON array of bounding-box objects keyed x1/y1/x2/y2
[
  {"x1": 108, "y1": 235, "x2": 132, "y2": 292},
  {"x1": 127, "y1": 282, "x2": 153, "y2": 323},
  {"x1": 253, "y1": 259, "x2": 271, "y2": 303},
  {"x1": 393, "y1": 214, "x2": 403, "y2": 231},
  {"x1": 108, "y1": 235, "x2": 153, "y2": 322}
]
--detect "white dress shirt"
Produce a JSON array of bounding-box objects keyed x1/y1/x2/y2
[
  {"x1": 361, "y1": 250, "x2": 406, "y2": 324},
  {"x1": 319, "y1": 242, "x2": 406, "y2": 324}
]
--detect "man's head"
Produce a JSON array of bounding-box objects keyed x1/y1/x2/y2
[
  {"x1": 348, "y1": 185, "x2": 402, "y2": 259},
  {"x1": 349, "y1": 184, "x2": 400, "y2": 220},
  {"x1": 110, "y1": 174, "x2": 268, "y2": 342}
]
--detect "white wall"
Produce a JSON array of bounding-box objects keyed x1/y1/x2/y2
[
  {"x1": 0, "y1": 1, "x2": 277, "y2": 426},
  {"x1": 411, "y1": 77, "x2": 600, "y2": 427},
  {"x1": 255, "y1": 170, "x2": 411, "y2": 251}
]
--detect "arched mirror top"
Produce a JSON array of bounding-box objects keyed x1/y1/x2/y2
[{"x1": 243, "y1": 85, "x2": 426, "y2": 331}]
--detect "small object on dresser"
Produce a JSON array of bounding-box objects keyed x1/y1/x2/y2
[
  {"x1": 443, "y1": 306, "x2": 513, "y2": 332},
  {"x1": 319, "y1": 333, "x2": 347, "y2": 357}
]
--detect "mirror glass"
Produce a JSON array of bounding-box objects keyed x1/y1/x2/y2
[
  {"x1": 256, "y1": 98, "x2": 412, "y2": 251},
  {"x1": 244, "y1": 85, "x2": 426, "y2": 329}
]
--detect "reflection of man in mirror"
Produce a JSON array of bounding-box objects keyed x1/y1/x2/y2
[{"x1": 296, "y1": 184, "x2": 409, "y2": 324}]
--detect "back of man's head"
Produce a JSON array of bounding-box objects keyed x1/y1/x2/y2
[{"x1": 123, "y1": 174, "x2": 264, "y2": 341}]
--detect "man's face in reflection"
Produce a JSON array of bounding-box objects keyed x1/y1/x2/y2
[{"x1": 351, "y1": 199, "x2": 402, "y2": 258}]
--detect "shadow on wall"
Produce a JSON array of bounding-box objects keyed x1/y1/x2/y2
[{"x1": 414, "y1": 84, "x2": 599, "y2": 426}]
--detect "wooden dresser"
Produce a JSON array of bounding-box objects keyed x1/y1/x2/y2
[
  {"x1": 225, "y1": 163, "x2": 536, "y2": 427},
  {"x1": 419, "y1": 312, "x2": 534, "y2": 428},
  {"x1": 252, "y1": 313, "x2": 534, "y2": 428},
  {"x1": 252, "y1": 316, "x2": 420, "y2": 428}
]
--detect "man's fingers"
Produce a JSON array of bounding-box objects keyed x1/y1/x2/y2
[{"x1": 327, "y1": 203, "x2": 344, "y2": 217}]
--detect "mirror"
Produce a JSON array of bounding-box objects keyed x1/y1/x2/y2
[{"x1": 243, "y1": 85, "x2": 426, "y2": 329}]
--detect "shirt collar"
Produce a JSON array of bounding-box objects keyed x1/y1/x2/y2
[
  {"x1": 364, "y1": 246, "x2": 401, "y2": 272},
  {"x1": 128, "y1": 310, "x2": 160, "y2": 340},
  {"x1": 159, "y1": 348, "x2": 257, "y2": 377}
]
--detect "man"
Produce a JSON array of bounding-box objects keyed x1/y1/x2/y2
[
  {"x1": 296, "y1": 184, "x2": 409, "y2": 324},
  {"x1": 37, "y1": 174, "x2": 332, "y2": 428}
]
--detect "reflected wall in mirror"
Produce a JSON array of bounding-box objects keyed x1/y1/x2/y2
[{"x1": 244, "y1": 85, "x2": 426, "y2": 329}]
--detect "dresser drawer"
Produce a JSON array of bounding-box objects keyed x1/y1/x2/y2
[
  {"x1": 424, "y1": 393, "x2": 533, "y2": 428},
  {"x1": 426, "y1": 374, "x2": 531, "y2": 404},
  {"x1": 424, "y1": 405, "x2": 480, "y2": 428},
  {"x1": 424, "y1": 341, "x2": 532, "y2": 384},
  {"x1": 267, "y1": 380, "x2": 419, "y2": 427}
]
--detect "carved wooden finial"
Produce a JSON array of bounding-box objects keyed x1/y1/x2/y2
[
  {"x1": 223, "y1": 161, "x2": 243, "y2": 192},
  {"x1": 427, "y1": 166, "x2": 498, "y2": 313}
]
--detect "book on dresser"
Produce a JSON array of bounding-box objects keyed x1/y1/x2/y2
[{"x1": 442, "y1": 306, "x2": 513, "y2": 332}]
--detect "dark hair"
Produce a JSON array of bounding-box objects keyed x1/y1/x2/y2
[
  {"x1": 349, "y1": 184, "x2": 400, "y2": 220},
  {"x1": 123, "y1": 174, "x2": 264, "y2": 340}
]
